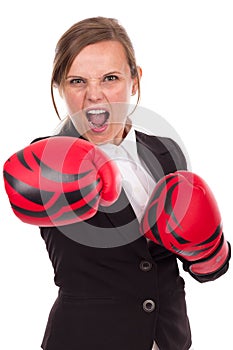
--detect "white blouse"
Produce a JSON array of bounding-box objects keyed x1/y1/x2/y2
[{"x1": 98, "y1": 126, "x2": 156, "y2": 222}]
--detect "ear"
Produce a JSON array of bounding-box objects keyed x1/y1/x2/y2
[
  {"x1": 132, "y1": 66, "x2": 142, "y2": 95},
  {"x1": 52, "y1": 82, "x2": 64, "y2": 99}
]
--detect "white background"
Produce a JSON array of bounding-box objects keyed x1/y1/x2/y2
[{"x1": 1, "y1": 0, "x2": 232, "y2": 349}]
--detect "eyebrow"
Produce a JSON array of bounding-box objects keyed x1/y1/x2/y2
[{"x1": 66, "y1": 71, "x2": 125, "y2": 79}]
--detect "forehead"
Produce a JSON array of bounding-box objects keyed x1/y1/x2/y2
[{"x1": 68, "y1": 41, "x2": 130, "y2": 76}]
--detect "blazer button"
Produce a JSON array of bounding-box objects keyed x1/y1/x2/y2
[
  {"x1": 143, "y1": 299, "x2": 156, "y2": 313},
  {"x1": 140, "y1": 260, "x2": 152, "y2": 272}
]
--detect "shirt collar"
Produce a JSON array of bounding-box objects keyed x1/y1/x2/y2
[
  {"x1": 98, "y1": 125, "x2": 139, "y2": 163},
  {"x1": 120, "y1": 125, "x2": 139, "y2": 163}
]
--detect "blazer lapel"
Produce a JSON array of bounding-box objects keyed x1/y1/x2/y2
[{"x1": 135, "y1": 130, "x2": 185, "y2": 180}]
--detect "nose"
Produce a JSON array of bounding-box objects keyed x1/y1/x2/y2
[{"x1": 85, "y1": 80, "x2": 104, "y2": 103}]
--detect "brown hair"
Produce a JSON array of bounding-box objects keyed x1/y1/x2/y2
[{"x1": 51, "y1": 17, "x2": 141, "y2": 119}]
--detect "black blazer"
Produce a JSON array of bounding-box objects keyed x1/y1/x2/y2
[{"x1": 37, "y1": 119, "x2": 228, "y2": 350}]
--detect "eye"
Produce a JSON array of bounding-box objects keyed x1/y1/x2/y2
[
  {"x1": 69, "y1": 78, "x2": 85, "y2": 85},
  {"x1": 104, "y1": 75, "x2": 118, "y2": 82}
]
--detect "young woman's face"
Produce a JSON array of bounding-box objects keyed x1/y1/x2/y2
[{"x1": 61, "y1": 40, "x2": 140, "y2": 145}]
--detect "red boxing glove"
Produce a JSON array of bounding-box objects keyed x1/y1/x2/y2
[
  {"x1": 3, "y1": 136, "x2": 121, "y2": 226},
  {"x1": 140, "y1": 171, "x2": 230, "y2": 277}
]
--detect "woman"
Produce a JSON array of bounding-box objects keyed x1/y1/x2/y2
[{"x1": 4, "y1": 17, "x2": 230, "y2": 350}]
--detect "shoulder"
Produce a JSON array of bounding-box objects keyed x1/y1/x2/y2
[
  {"x1": 135, "y1": 130, "x2": 180, "y2": 152},
  {"x1": 135, "y1": 130, "x2": 182, "y2": 154},
  {"x1": 30, "y1": 136, "x2": 51, "y2": 144},
  {"x1": 30, "y1": 117, "x2": 80, "y2": 144}
]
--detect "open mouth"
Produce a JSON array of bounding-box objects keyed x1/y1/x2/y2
[{"x1": 86, "y1": 109, "x2": 110, "y2": 131}]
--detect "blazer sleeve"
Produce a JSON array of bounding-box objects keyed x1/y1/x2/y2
[{"x1": 179, "y1": 242, "x2": 231, "y2": 283}]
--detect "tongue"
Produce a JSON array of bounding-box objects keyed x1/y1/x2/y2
[{"x1": 89, "y1": 113, "x2": 107, "y2": 126}]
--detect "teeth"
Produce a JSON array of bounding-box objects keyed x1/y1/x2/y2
[
  {"x1": 85, "y1": 109, "x2": 109, "y2": 129},
  {"x1": 87, "y1": 109, "x2": 107, "y2": 115}
]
